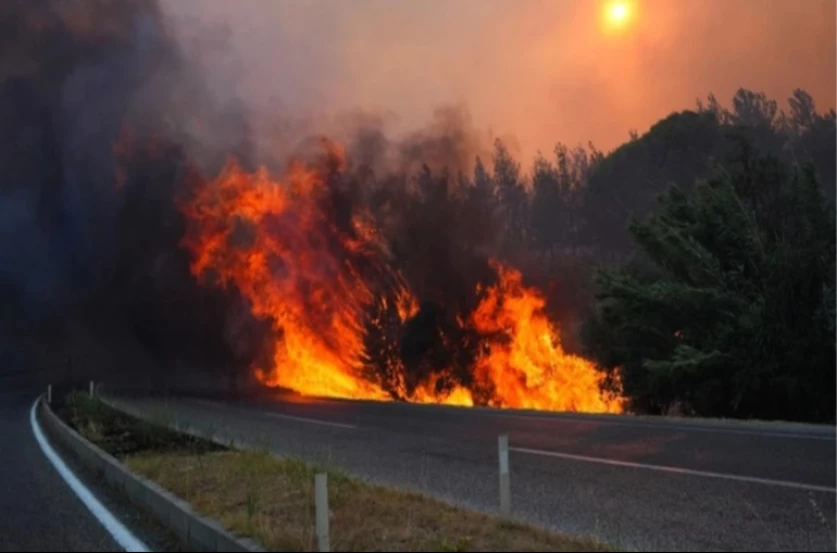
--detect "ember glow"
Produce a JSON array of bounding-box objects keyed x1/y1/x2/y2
[{"x1": 181, "y1": 142, "x2": 622, "y2": 414}]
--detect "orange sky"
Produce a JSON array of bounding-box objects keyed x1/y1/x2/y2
[{"x1": 162, "y1": 0, "x2": 836, "y2": 161}]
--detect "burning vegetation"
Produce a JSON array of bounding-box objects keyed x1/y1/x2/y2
[
  {"x1": 180, "y1": 141, "x2": 622, "y2": 413},
  {"x1": 3, "y1": 0, "x2": 622, "y2": 413},
  {"x1": 6, "y1": 0, "x2": 834, "y2": 422}
]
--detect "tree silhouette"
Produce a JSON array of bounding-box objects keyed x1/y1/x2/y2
[
  {"x1": 493, "y1": 139, "x2": 529, "y2": 252},
  {"x1": 584, "y1": 146, "x2": 835, "y2": 422}
]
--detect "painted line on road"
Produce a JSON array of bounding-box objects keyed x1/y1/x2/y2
[
  {"x1": 484, "y1": 412, "x2": 837, "y2": 441},
  {"x1": 284, "y1": 395, "x2": 835, "y2": 441},
  {"x1": 263, "y1": 411, "x2": 357, "y2": 430},
  {"x1": 511, "y1": 446, "x2": 837, "y2": 493},
  {"x1": 191, "y1": 398, "x2": 232, "y2": 410},
  {"x1": 188, "y1": 399, "x2": 357, "y2": 430},
  {"x1": 29, "y1": 400, "x2": 151, "y2": 552}
]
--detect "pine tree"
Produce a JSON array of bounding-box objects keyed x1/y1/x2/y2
[{"x1": 584, "y1": 144, "x2": 836, "y2": 422}]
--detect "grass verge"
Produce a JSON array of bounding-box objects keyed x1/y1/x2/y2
[
  {"x1": 60, "y1": 392, "x2": 610, "y2": 552},
  {"x1": 60, "y1": 391, "x2": 224, "y2": 457}
]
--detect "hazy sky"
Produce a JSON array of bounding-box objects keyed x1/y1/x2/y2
[{"x1": 161, "y1": 0, "x2": 836, "y2": 161}]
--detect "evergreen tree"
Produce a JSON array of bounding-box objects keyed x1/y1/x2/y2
[
  {"x1": 584, "y1": 146, "x2": 836, "y2": 422},
  {"x1": 530, "y1": 153, "x2": 562, "y2": 259},
  {"x1": 493, "y1": 139, "x2": 529, "y2": 251}
]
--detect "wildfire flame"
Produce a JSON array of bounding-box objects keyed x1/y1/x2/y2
[
  {"x1": 181, "y1": 142, "x2": 622, "y2": 414},
  {"x1": 470, "y1": 262, "x2": 621, "y2": 412}
]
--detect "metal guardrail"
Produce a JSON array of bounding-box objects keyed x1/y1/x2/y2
[{"x1": 37, "y1": 396, "x2": 265, "y2": 553}]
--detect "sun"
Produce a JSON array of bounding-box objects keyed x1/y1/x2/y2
[
  {"x1": 603, "y1": 1, "x2": 633, "y2": 30},
  {"x1": 609, "y1": 3, "x2": 629, "y2": 22}
]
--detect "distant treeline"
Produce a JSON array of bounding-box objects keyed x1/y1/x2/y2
[{"x1": 453, "y1": 88, "x2": 835, "y2": 263}]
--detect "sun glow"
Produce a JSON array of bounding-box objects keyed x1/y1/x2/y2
[{"x1": 603, "y1": 1, "x2": 633, "y2": 31}]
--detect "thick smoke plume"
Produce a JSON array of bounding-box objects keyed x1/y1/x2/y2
[
  {"x1": 160, "y1": 0, "x2": 835, "y2": 160},
  {"x1": 0, "y1": 0, "x2": 262, "y2": 388}
]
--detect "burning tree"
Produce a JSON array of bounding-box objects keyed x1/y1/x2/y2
[{"x1": 180, "y1": 140, "x2": 623, "y2": 413}]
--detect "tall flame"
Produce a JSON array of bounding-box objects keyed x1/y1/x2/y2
[
  {"x1": 470, "y1": 261, "x2": 622, "y2": 413},
  {"x1": 181, "y1": 148, "x2": 390, "y2": 401},
  {"x1": 181, "y1": 145, "x2": 622, "y2": 414}
]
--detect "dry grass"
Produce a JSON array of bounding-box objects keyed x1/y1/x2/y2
[{"x1": 126, "y1": 450, "x2": 609, "y2": 552}]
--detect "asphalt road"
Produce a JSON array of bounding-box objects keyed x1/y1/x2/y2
[
  {"x1": 110, "y1": 391, "x2": 837, "y2": 552},
  {"x1": 0, "y1": 372, "x2": 174, "y2": 553},
  {"x1": 0, "y1": 388, "x2": 122, "y2": 552}
]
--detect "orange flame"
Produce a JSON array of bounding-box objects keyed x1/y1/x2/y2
[
  {"x1": 181, "y1": 145, "x2": 622, "y2": 414},
  {"x1": 181, "y1": 149, "x2": 390, "y2": 401},
  {"x1": 470, "y1": 261, "x2": 622, "y2": 413},
  {"x1": 409, "y1": 374, "x2": 475, "y2": 407}
]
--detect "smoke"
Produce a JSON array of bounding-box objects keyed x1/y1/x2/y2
[
  {"x1": 0, "y1": 0, "x2": 162, "y2": 317},
  {"x1": 0, "y1": 0, "x2": 266, "y2": 388},
  {"x1": 151, "y1": 0, "x2": 834, "y2": 393},
  {"x1": 3, "y1": 0, "x2": 831, "y2": 396},
  {"x1": 0, "y1": 0, "x2": 505, "y2": 392},
  {"x1": 158, "y1": 0, "x2": 835, "y2": 160}
]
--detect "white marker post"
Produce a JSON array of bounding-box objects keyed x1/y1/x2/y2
[
  {"x1": 89, "y1": 380, "x2": 95, "y2": 398},
  {"x1": 315, "y1": 473, "x2": 330, "y2": 552},
  {"x1": 498, "y1": 434, "x2": 511, "y2": 517}
]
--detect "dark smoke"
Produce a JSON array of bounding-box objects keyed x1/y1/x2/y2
[
  {"x1": 0, "y1": 0, "x2": 533, "y2": 398},
  {"x1": 0, "y1": 0, "x2": 265, "y2": 389}
]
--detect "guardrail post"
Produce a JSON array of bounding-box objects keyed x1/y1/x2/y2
[
  {"x1": 47, "y1": 384, "x2": 52, "y2": 405},
  {"x1": 499, "y1": 434, "x2": 511, "y2": 517},
  {"x1": 89, "y1": 380, "x2": 95, "y2": 397},
  {"x1": 315, "y1": 473, "x2": 330, "y2": 552}
]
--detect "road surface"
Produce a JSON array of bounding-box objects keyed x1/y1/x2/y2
[
  {"x1": 0, "y1": 387, "x2": 124, "y2": 551},
  {"x1": 0, "y1": 368, "x2": 173, "y2": 553},
  {"x1": 110, "y1": 391, "x2": 837, "y2": 552}
]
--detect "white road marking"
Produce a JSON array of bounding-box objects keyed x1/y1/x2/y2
[
  {"x1": 298, "y1": 396, "x2": 835, "y2": 441},
  {"x1": 188, "y1": 399, "x2": 356, "y2": 430},
  {"x1": 511, "y1": 446, "x2": 837, "y2": 494},
  {"x1": 190, "y1": 398, "x2": 228, "y2": 410},
  {"x1": 458, "y1": 407, "x2": 837, "y2": 441},
  {"x1": 29, "y1": 399, "x2": 151, "y2": 552},
  {"x1": 262, "y1": 411, "x2": 357, "y2": 430}
]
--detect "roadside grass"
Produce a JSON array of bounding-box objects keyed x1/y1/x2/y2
[
  {"x1": 62, "y1": 391, "x2": 224, "y2": 457},
  {"x1": 126, "y1": 450, "x2": 608, "y2": 552},
  {"x1": 59, "y1": 392, "x2": 611, "y2": 552}
]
